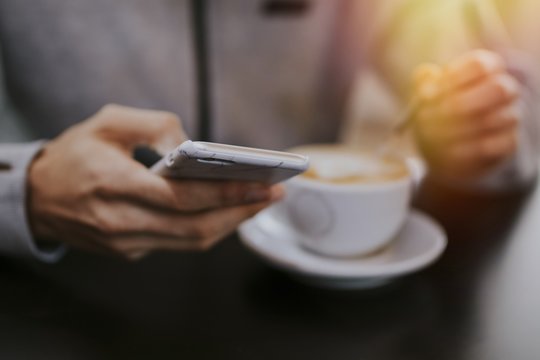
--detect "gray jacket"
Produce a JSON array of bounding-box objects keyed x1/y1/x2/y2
[
  {"x1": 0, "y1": 0, "x2": 374, "y2": 260},
  {"x1": 0, "y1": 0, "x2": 537, "y2": 260}
]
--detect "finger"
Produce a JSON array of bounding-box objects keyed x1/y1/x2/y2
[
  {"x1": 102, "y1": 165, "x2": 282, "y2": 211},
  {"x1": 108, "y1": 234, "x2": 201, "y2": 255},
  {"x1": 153, "y1": 180, "x2": 282, "y2": 212},
  {"x1": 92, "y1": 185, "x2": 284, "y2": 237},
  {"x1": 441, "y1": 73, "x2": 520, "y2": 117},
  {"x1": 479, "y1": 101, "x2": 523, "y2": 132},
  {"x1": 181, "y1": 197, "x2": 281, "y2": 249},
  {"x1": 106, "y1": 196, "x2": 282, "y2": 254},
  {"x1": 413, "y1": 63, "x2": 444, "y2": 101},
  {"x1": 414, "y1": 105, "x2": 454, "y2": 144},
  {"x1": 422, "y1": 102, "x2": 520, "y2": 145},
  {"x1": 413, "y1": 63, "x2": 443, "y2": 86},
  {"x1": 446, "y1": 103, "x2": 520, "y2": 142},
  {"x1": 447, "y1": 131, "x2": 517, "y2": 168},
  {"x1": 91, "y1": 104, "x2": 187, "y2": 153},
  {"x1": 444, "y1": 49, "x2": 505, "y2": 91}
]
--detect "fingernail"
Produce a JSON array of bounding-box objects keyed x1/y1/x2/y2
[
  {"x1": 475, "y1": 50, "x2": 504, "y2": 73},
  {"x1": 498, "y1": 75, "x2": 519, "y2": 98}
]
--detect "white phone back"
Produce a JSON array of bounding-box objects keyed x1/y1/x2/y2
[{"x1": 151, "y1": 141, "x2": 309, "y2": 184}]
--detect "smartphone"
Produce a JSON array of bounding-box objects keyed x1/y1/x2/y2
[{"x1": 151, "y1": 140, "x2": 309, "y2": 184}]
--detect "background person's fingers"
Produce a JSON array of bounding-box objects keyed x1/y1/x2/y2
[
  {"x1": 444, "y1": 49, "x2": 505, "y2": 91},
  {"x1": 418, "y1": 102, "x2": 520, "y2": 146},
  {"x1": 477, "y1": 103, "x2": 521, "y2": 134},
  {"x1": 413, "y1": 63, "x2": 442, "y2": 86},
  {"x1": 413, "y1": 63, "x2": 444, "y2": 100},
  {"x1": 441, "y1": 73, "x2": 519, "y2": 117},
  {"x1": 444, "y1": 103, "x2": 520, "y2": 142},
  {"x1": 414, "y1": 105, "x2": 456, "y2": 145},
  {"x1": 447, "y1": 131, "x2": 517, "y2": 168}
]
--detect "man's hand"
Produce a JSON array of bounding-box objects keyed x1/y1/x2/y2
[
  {"x1": 413, "y1": 49, "x2": 522, "y2": 181},
  {"x1": 27, "y1": 105, "x2": 284, "y2": 260}
]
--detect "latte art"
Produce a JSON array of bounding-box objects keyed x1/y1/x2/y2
[{"x1": 292, "y1": 145, "x2": 408, "y2": 184}]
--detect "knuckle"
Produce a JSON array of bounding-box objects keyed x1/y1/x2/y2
[
  {"x1": 101, "y1": 103, "x2": 119, "y2": 113},
  {"x1": 89, "y1": 165, "x2": 133, "y2": 198},
  {"x1": 156, "y1": 111, "x2": 181, "y2": 130},
  {"x1": 90, "y1": 173, "x2": 117, "y2": 199},
  {"x1": 92, "y1": 104, "x2": 129, "y2": 130},
  {"x1": 94, "y1": 213, "x2": 124, "y2": 236},
  {"x1": 96, "y1": 104, "x2": 122, "y2": 119},
  {"x1": 85, "y1": 163, "x2": 106, "y2": 186}
]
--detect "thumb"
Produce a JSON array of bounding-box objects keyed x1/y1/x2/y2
[
  {"x1": 90, "y1": 104, "x2": 187, "y2": 154},
  {"x1": 412, "y1": 63, "x2": 443, "y2": 101}
]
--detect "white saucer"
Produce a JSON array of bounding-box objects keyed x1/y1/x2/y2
[{"x1": 239, "y1": 209, "x2": 447, "y2": 289}]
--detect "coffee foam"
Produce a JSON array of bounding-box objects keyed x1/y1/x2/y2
[{"x1": 293, "y1": 146, "x2": 408, "y2": 184}]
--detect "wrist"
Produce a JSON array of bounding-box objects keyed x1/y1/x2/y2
[{"x1": 25, "y1": 144, "x2": 51, "y2": 241}]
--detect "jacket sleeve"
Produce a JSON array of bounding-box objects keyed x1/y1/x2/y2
[
  {"x1": 0, "y1": 141, "x2": 65, "y2": 262},
  {"x1": 0, "y1": 36, "x2": 65, "y2": 261}
]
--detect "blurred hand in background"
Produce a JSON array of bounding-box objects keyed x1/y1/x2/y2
[{"x1": 413, "y1": 49, "x2": 521, "y2": 181}]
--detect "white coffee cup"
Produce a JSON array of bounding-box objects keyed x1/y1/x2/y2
[{"x1": 271, "y1": 145, "x2": 412, "y2": 257}]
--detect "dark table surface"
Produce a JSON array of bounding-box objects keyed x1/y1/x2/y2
[{"x1": 1, "y1": 178, "x2": 540, "y2": 360}]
